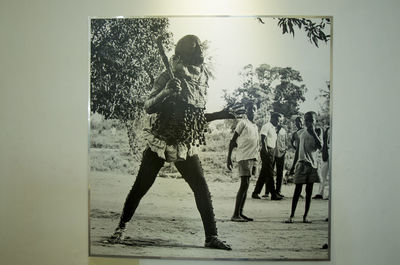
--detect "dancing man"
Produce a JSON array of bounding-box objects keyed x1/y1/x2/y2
[{"x1": 109, "y1": 35, "x2": 237, "y2": 250}]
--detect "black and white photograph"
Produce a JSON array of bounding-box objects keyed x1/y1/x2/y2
[{"x1": 89, "y1": 16, "x2": 332, "y2": 260}]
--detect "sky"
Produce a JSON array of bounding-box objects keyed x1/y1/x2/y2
[{"x1": 167, "y1": 16, "x2": 331, "y2": 114}]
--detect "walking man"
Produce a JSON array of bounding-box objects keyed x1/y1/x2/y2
[
  {"x1": 263, "y1": 122, "x2": 288, "y2": 198},
  {"x1": 252, "y1": 112, "x2": 284, "y2": 200}
]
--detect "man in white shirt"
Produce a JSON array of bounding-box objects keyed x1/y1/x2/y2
[
  {"x1": 263, "y1": 123, "x2": 288, "y2": 198},
  {"x1": 227, "y1": 102, "x2": 259, "y2": 222},
  {"x1": 252, "y1": 112, "x2": 283, "y2": 200}
]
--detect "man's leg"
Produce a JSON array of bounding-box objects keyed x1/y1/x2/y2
[
  {"x1": 232, "y1": 176, "x2": 250, "y2": 221},
  {"x1": 263, "y1": 160, "x2": 273, "y2": 197},
  {"x1": 264, "y1": 150, "x2": 280, "y2": 200},
  {"x1": 320, "y1": 161, "x2": 330, "y2": 198},
  {"x1": 303, "y1": 183, "x2": 314, "y2": 223},
  {"x1": 324, "y1": 160, "x2": 330, "y2": 199},
  {"x1": 285, "y1": 184, "x2": 303, "y2": 223},
  {"x1": 252, "y1": 154, "x2": 267, "y2": 198},
  {"x1": 175, "y1": 155, "x2": 231, "y2": 250},
  {"x1": 109, "y1": 148, "x2": 164, "y2": 243},
  {"x1": 239, "y1": 176, "x2": 253, "y2": 221},
  {"x1": 275, "y1": 155, "x2": 285, "y2": 195},
  {"x1": 119, "y1": 149, "x2": 164, "y2": 225}
]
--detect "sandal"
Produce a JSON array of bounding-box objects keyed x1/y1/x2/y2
[
  {"x1": 205, "y1": 236, "x2": 232, "y2": 250},
  {"x1": 108, "y1": 226, "x2": 126, "y2": 244}
]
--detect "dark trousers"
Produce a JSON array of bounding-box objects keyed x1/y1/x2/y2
[
  {"x1": 275, "y1": 155, "x2": 285, "y2": 193},
  {"x1": 264, "y1": 154, "x2": 285, "y2": 194},
  {"x1": 120, "y1": 148, "x2": 217, "y2": 238},
  {"x1": 253, "y1": 148, "x2": 276, "y2": 196}
]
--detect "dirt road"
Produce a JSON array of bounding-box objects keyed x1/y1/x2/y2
[{"x1": 89, "y1": 172, "x2": 329, "y2": 260}]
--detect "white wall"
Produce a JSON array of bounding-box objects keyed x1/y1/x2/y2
[{"x1": 1, "y1": 1, "x2": 399, "y2": 265}]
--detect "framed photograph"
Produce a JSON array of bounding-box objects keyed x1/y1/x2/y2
[{"x1": 89, "y1": 15, "x2": 332, "y2": 260}]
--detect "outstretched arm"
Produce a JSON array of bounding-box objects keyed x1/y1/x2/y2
[
  {"x1": 227, "y1": 132, "x2": 239, "y2": 171},
  {"x1": 205, "y1": 110, "x2": 234, "y2": 122},
  {"x1": 205, "y1": 103, "x2": 245, "y2": 122}
]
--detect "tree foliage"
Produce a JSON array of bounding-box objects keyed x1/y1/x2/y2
[
  {"x1": 224, "y1": 64, "x2": 307, "y2": 126},
  {"x1": 90, "y1": 18, "x2": 173, "y2": 159},
  {"x1": 272, "y1": 67, "x2": 307, "y2": 118},
  {"x1": 257, "y1": 17, "x2": 331, "y2": 47},
  {"x1": 90, "y1": 18, "x2": 173, "y2": 122}
]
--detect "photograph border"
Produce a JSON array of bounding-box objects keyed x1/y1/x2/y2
[{"x1": 88, "y1": 14, "x2": 333, "y2": 261}]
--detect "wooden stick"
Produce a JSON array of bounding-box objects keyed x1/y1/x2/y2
[{"x1": 156, "y1": 36, "x2": 174, "y2": 79}]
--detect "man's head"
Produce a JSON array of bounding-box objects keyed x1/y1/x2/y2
[
  {"x1": 270, "y1": 112, "x2": 283, "y2": 127},
  {"x1": 304, "y1": 111, "x2": 317, "y2": 129},
  {"x1": 244, "y1": 102, "x2": 257, "y2": 122},
  {"x1": 175, "y1": 35, "x2": 204, "y2": 66},
  {"x1": 294, "y1": 116, "x2": 304, "y2": 130}
]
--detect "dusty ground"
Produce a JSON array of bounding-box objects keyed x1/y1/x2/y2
[{"x1": 89, "y1": 171, "x2": 329, "y2": 261}]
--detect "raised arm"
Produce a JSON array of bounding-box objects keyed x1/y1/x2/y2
[
  {"x1": 308, "y1": 126, "x2": 322, "y2": 150},
  {"x1": 144, "y1": 72, "x2": 181, "y2": 114},
  {"x1": 144, "y1": 89, "x2": 169, "y2": 114}
]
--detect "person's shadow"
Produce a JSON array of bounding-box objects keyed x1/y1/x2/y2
[{"x1": 100, "y1": 236, "x2": 204, "y2": 249}]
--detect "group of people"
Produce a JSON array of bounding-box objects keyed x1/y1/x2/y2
[
  {"x1": 227, "y1": 103, "x2": 330, "y2": 224},
  {"x1": 106, "y1": 34, "x2": 330, "y2": 251}
]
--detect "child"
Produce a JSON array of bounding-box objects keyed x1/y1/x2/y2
[
  {"x1": 227, "y1": 102, "x2": 258, "y2": 222},
  {"x1": 285, "y1": 111, "x2": 322, "y2": 223}
]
